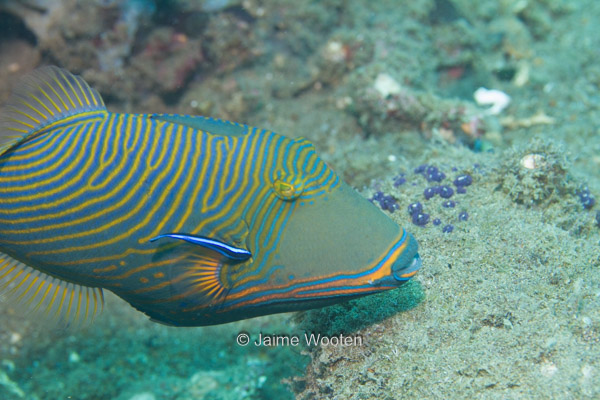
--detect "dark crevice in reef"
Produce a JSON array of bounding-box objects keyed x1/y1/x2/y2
[{"x1": 0, "y1": 11, "x2": 37, "y2": 45}]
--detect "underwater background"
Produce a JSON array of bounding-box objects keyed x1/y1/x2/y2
[{"x1": 0, "y1": 0, "x2": 599, "y2": 398}]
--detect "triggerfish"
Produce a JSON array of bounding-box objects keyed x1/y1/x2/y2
[{"x1": 0, "y1": 67, "x2": 421, "y2": 326}]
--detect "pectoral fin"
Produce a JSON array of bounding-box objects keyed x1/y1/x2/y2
[{"x1": 150, "y1": 233, "x2": 251, "y2": 262}]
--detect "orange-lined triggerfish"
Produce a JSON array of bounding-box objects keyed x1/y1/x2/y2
[{"x1": 0, "y1": 67, "x2": 421, "y2": 326}]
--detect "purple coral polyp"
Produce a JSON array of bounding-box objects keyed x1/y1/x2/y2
[
  {"x1": 433, "y1": 218, "x2": 441, "y2": 226},
  {"x1": 371, "y1": 191, "x2": 399, "y2": 212},
  {"x1": 442, "y1": 224, "x2": 454, "y2": 233},
  {"x1": 408, "y1": 202, "x2": 423, "y2": 216},
  {"x1": 577, "y1": 187, "x2": 595, "y2": 209},
  {"x1": 442, "y1": 200, "x2": 456, "y2": 208},
  {"x1": 426, "y1": 166, "x2": 446, "y2": 182},
  {"x1": 458, "y1": 211, "x2": 469, "y2": 221},
  {"x1": 371, "y1": 191, "x2": 384, "y2": 202},
  {"x1": 414, "y1": 164, "x2": 427, "y2": 174},
  {"x1": 424, "y1": 186, "x2": 438, "y2": 200},
  {"x1": 380, "y1": 195, "x2": 399, "y2": 212},
  {"x1": 412, "y1": 212, "x2": 430, "y2": 226},
  {"x1": 393, "y1": 175, "x2": 407, "y2": 187},
  {"x1": 453, "y1": 174, "x2": 473, "y2": 187},
  {"x1": 439, "y1": 185, "x2": 454, "y2": 199}
]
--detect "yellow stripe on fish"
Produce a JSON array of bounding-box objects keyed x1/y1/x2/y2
[{"x1": 0, "y1": 66, "x2": 420, "y2": 327}]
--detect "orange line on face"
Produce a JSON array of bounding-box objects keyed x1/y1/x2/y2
[
  {"x1": 400, "y1": 270, "x2": 418, "y2": 279},
  {"x1": 226, "y1": 230, "x2": 408, "y2": 302},
  {"x1": 216, "y1": 285, "x2": 398, "y2": 313}
]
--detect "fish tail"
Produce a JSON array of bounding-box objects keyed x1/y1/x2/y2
[
  {"x1": 0, "y1": 66, "x2": 106, "y2": 157},
  {"x1": 0, "y1": 66, "x2": 107, "y2": 327}
]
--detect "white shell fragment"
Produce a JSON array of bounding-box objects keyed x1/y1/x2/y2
[
  {"x1": 323, "y1": 40, "x2": 346, "y2": 63},
  {"x1": 520, "y1": 153, "x2": 546, "y2": 170},
  {"x1": 374, "y1": 73, "x2": 402, "y2": 98},
  {"x1": 474, "y1": 87, "x2": 511, "y2": 115}
]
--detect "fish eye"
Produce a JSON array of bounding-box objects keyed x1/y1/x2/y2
[{"x1": 273, "y1": 178, "x2": 303, "y2": 200}]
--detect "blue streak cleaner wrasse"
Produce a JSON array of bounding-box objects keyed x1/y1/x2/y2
[{"x1": 0, "y1": 67, "x2": 421, "y2": 326}]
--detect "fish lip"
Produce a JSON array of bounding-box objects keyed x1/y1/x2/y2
[{"x1": 392, "y1": 253, "x2": 421, "y2": 282}]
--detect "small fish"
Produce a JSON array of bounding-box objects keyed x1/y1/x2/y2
[{"x1": 0, "y1": 67, "x2": 420, "y2": 326}]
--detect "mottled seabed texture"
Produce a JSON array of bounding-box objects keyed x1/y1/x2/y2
[{"x1": 0, "y1": 0, "x2": 599, "y2": 399}]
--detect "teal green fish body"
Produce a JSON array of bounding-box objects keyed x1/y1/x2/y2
[{"x1": 0, "y1": 67, "x2": 420, "y2": 326}]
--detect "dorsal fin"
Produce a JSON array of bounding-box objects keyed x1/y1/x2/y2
[
  {"x1": 0, "y1": 66, "x2": 106, "y2": 156},
  {"x1": 150, "y1": 114, "x2": 250, "y2": 137}
]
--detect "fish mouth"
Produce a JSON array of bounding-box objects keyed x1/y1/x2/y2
[{"x1": 392, "y1": 252, "x2": 421, "y2": 282}]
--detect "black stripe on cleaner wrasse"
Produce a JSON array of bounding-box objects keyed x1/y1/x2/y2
[{"x1": 0, "y1": 66, "x2": 421, "y2": 327}]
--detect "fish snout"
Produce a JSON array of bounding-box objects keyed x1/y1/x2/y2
[{"x1": 392, "y1": 252, "x2": 421, "y2": 282}]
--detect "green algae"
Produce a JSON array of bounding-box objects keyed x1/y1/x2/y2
[{"x1": 295, "y1": 280, "x2": 425, "y2": 336}]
